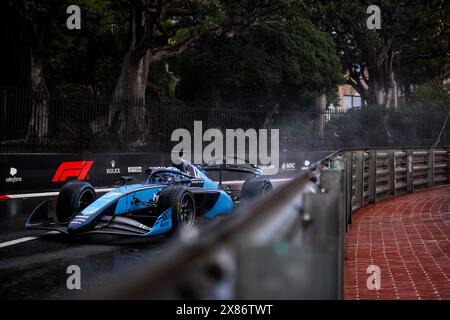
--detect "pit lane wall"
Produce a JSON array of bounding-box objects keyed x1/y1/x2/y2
[{"x1": 0, "y1": 151, "x2": 331, "y2": 195}]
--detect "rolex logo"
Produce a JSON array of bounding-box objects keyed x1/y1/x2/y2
[{"x1": 106, "y1": 160, "x2": 120, "y2": 174}]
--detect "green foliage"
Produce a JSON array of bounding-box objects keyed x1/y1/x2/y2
[
  {"x1": 45, "y1": 0, "x2": 128, "y2": 95},
  {"x1": 175, "y1": 18, "x2": 342, "y2": 110},
  {"x1": 147, "y1": 62, "x2": 180, "y2": 101},
  {"x1": 397, "y1": 57, "x2": 449, "y2": 91},
  {"x1": 403, "y1": 80, "x2": 450, "y2": 113},
  {"x1": 305, "y1": 0, "x2": 449, "y2": 105}
]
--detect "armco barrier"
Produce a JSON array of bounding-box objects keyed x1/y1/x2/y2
[
  {"x1": 98, "y1": 147, "x2": 450, "y2": 299},
  {"x1": 0, "y1": 151, "x2": 331, "y2": 195}
]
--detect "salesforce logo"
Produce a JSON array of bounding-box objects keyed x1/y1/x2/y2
[{"x1": 6, "y1": 167, "x2": 22, "y2": 183}]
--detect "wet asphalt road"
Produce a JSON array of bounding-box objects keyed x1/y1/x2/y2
[
  {"x1": 0, "y1": 195, "x2": 171, "y2": 299},
  {"x1": 0, "y1": 180, "x2": 287, "y2": 299}
]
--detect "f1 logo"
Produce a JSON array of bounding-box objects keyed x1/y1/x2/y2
[{"x1": 52, "y1": 161, "x2": 94, "y2": 182}]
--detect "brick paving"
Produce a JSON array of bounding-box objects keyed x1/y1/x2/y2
[{"x1": 344, "y1": 187, "x2": 450, "y2": 300}]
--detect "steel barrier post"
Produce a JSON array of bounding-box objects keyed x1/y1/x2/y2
[
  {"x1": 389, "y1": 151, "x2": 396, "y2": 196},
  {"x1": 319, "y1": 162, "x2": 345, "y2": 299},
  {"x1": 368, "y1": 150, "x2": 376, "y2": 204},
  {"x1": 428, "y1": 150, "x2": 435, "y2": 188},
  {"x1": 344, "y1": 152, "x2": 353, "y2": 226},
  {"x1": 354, "y1": 151, "x2": 364, "y2": 209},
  {"x1": 235, "y1": 164, "x2": 345, "y2": 300},
  {"x1": 407, "y1": 150, "x2": 414, "y2": 193}
]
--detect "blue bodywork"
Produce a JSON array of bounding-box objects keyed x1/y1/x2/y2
[
  {"x1": 25, "y1": 158, "x2": 269, "y2": 237},
  {"x1": 62, "y1": 160, "x2": 233, "y2": 236}
]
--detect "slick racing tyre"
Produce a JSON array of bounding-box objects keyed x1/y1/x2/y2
[
  {"x1": 157, "y1": 185, "x2": 196, "y2": 233},
  {"x1": 241, "y1": 177, "x2": 273, "y2": 202},
  {"x1": 56, "y1": 181, "x2": 96, "y2": 223}
]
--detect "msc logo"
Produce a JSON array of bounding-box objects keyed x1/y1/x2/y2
[
  {"x1": 52, "y1": 161, "x2": 94, "y2": 182},
  {"x1": 281, "y1": 162, "x2": 296, "y2": 171}
]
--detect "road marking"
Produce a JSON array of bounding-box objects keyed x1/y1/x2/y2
[
  {"x1": 0, "y1": 236, "x2": 40, "y2": 248},
  {"x1": 0, "y1": 179, "x2": 292, "y2": 200},
  {"x1": 220, "y1": 178, "x2": 291, "y2": 185},
  {"x1": 0, "y1": 231, "x2": 59, "y2": 248},
  {"x1": 1, "y1": 188, "x2": 115, "y2": 199}
]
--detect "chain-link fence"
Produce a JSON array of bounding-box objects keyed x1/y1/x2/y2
[{"x1": 1, "y1": 88, "x2": 449, "y2": 153}]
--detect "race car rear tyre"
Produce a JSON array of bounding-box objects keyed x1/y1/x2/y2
[
  {"x1": 56, "y1": 181, "x2": 96, "y2": 223},
  {"x1": 241, "y1": 177, "x2": 273, "y2": 201},
  {"x1": 157, "y1": 185, "x2": 196, "y2": 233}
]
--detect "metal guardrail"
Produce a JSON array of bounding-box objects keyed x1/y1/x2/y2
[
  {"x1": 342, "y1": 147, "x2": 450, "y2": 212},
  {"x1": 99, "y1": 147, "x2": 450, "y2": 299}
]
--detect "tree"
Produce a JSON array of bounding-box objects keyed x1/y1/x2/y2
[
  {"x1": 109, "y1": 0, "x2": 290, "y2": 145},
  {"x1": 407, "y1": 79, "x2": 450, "y2": 113},
  {"x1": 6, "y1": 0, "x2": 65, "y2": 141},
  {"x1": 305, "y1": 0, "x2": 449, "y2": 108},
  {"x1": 397, "y1": 57, "x2": 449, "y2": 101},
  {"x1": 176, "y1": 18, "x2": 341, "y2": 110},
  {"x1": 44, "y1": 0, "x2": 129, "y2": 96},
  {"x1": 113, "y1": 0, "x2": 287, "y2": 99},
  {"x1": 174, "y1": 16, "x2": 342, "y2": 145}
]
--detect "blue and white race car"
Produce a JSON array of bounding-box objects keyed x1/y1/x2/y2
[{"x1": 26, "y1": 159, "x2": 272, "y2": 237}]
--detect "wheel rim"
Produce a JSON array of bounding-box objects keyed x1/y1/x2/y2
[
  {"x1": 78, "y1": 189, "x2": 95, "y2": 210},
  {"x1": 179, "y1": 193, "x2": 195, "y2": 229},
  {"x1": 262, "y1": 183, "x2": 272, "y2": 194}
]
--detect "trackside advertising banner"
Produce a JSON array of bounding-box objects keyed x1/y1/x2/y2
[
  {"x1": 0, "y1": 153, "x2": 168, "y2": 195},
  {"x1": 0, "y1": 151, "x2": 330, "y2": 195}
]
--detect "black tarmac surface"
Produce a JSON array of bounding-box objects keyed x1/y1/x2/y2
[{"x1": 0, "y1": 195, "x2": 170, "y2": 299}]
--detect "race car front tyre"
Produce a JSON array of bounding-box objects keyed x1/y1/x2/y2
[
  {"x1": 56, "y1": 181, "x2": 96, "y2": 223},
  {"x1": 157, "y1": 185, "x2": 196, "y2": 233},
  {"x1": 240, "y1": 177, "x2": 273, "y2": 202}
]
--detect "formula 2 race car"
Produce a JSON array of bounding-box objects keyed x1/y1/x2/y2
[{"x1": 25, "y1": 159, "x2": 272, "y2": 237}]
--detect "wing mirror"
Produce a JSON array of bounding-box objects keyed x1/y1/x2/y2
[{"x1": 116, "y1": 176, "x2": 133, "y2": 186}]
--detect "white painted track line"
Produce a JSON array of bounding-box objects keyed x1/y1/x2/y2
[
  {"x1": 2, "y1": 187, "x2": 115, "y2": 199},
  {"x1": 0, "y1": 236, "x2": 41, "y2": 248},
  {"x1": 0, "y1": 231, "x2": 58, "y2": 248},
  {"x1": 0, "y1": 179, "x2": 292, "y2": 199}
]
